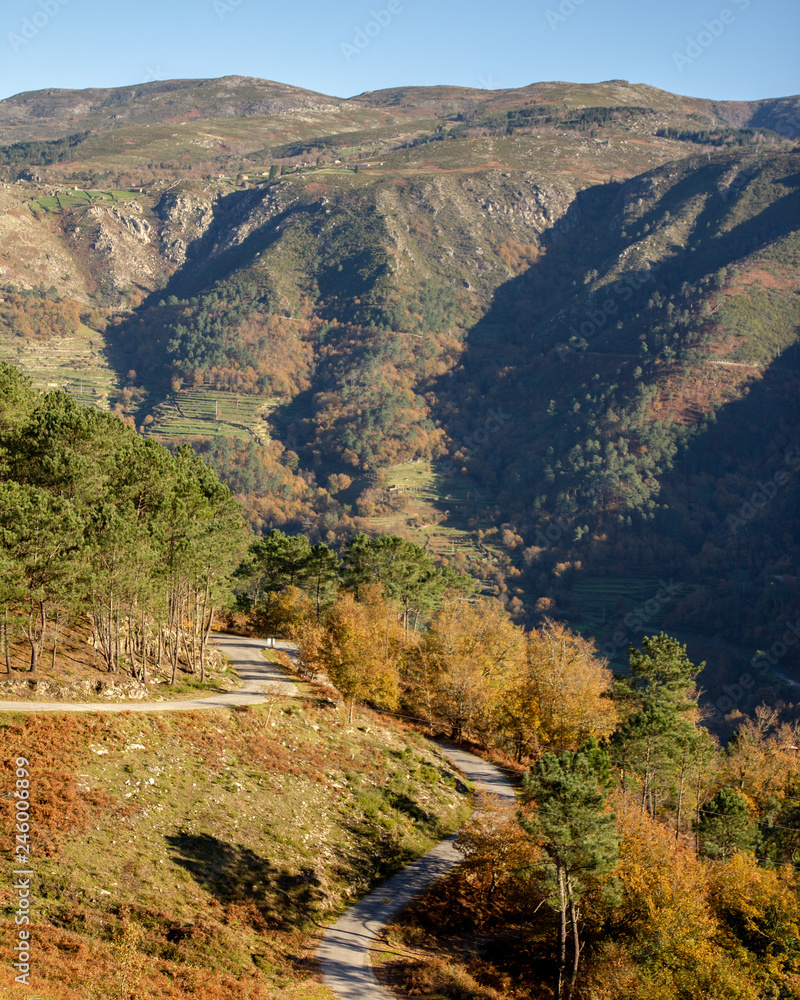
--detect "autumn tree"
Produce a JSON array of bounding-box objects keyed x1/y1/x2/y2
[
  {"x1": 414, "y1": 595, "x2": 526, "y2": 741},
  {"x1": 453, "y1": 792, "x2": 540, "y2": 928},
  {"x1": 322, "y1": 586, "x2": 400, "y2": 722},
  {"x1": 504, "y1": 618, "x2": 617, "y2": 756}
]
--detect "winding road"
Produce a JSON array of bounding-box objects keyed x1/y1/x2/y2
[
  {"x1": 317, "y1": 743, "x2": 516, "y2": 1000},
  {"x1": 0, "y1": 634, "x2": 298, "y2": 713},
  {"x1": 0, "y1": 635, "x2": 515, "y2": 1000}
]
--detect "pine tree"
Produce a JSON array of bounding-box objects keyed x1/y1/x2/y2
[
  {"x1": 521, "y1": 748, "x2": 618, "y2": 999},
  {"x1": 611, "y1": 633, "x2": 705, "y2": 818},
  {"x1": 695, "y1": 787, "x2": 754, "y2": 861}
]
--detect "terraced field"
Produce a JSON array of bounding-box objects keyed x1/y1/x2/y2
[
  {"x1": 569, "y1": 576, "x2": 698, "y2": 666},
  {"x1": 145, "y1": 388, "x2": 277, "y2": 442},
  {"x1": 0, "y1": 322, "x2": 121, "y2": 407},
  {"x1": 363, "y1": 461, "x2": 508, "y2": 577},
  {"x1": 29, "y1": 188, "x2": 141, "y2": 215}
]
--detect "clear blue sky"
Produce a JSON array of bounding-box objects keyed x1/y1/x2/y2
[{"x1": 1, "y1": 0, "x2": 797, "y2": 103}]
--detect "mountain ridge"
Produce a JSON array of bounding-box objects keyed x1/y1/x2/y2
[
  {"x1": 0, "y1": 74, "x2": 797, "y2": 691},
  {"x1": 1, "y1": 75, "x2": 797, "y2": 143}
]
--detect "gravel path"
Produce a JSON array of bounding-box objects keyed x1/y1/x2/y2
[
  {"x1": 317, "y1": 741, "x2": 516, "y2": 1000},
  {"x1": 0, "y1": 634, "x2": 299, "y2": 713}
]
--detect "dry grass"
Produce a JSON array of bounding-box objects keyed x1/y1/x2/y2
[{"x1": 0, "y1": 700, "x2": 472, "y2": 997}]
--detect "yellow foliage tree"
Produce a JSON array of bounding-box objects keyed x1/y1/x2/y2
[
  {"x1": 723, "y1": 707, "x2": 800, "y2": 814},
  {"x1": 708, "y1": 851, "x2": 800, "y2": 990},
  {"x1": 452, "y1": 792, "x2": 539, "y2": 928},
  {"x1": 418, "y1": 595, "x2": 526, "y2": 741},
  {"x1": 591, "y1": 798, "x2": 759, "y2": 1000},
  {"x1": 322, "y1": 585, "x2": 400, "y2": 722},
  {"x1": 522, "y1": 618, "x2": 617, "y2": 751}
]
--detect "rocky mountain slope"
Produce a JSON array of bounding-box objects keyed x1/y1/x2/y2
[{"x1": 0, "y1": 76, "x2": 798, "y2": 689}]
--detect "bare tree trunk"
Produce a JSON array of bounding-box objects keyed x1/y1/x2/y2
[
  {"x1": 3, "y1": 609, "x2": 10, "y2": 673},
  {"x1": 694, "y1": 782, "x2": 702, "y2": 854},
  {"x1": 139, "y1": 607, "x2": 148, "y2": 685},
  {"x1": 167, "y1": 582, "x2": 183, "y2": 685},
  {"x1": 200, "y1": 601, "x2": 214, "y2": 684},
  {"x1": 114, "y1": 605, "x2": 121, "y2": 674},
  {"x1": 27, "y1": 602, "x2": 47, "y2": 674},
  {"x1": 51, "y1": 611, "x2": 59, "y2": 670},
  {"x1": 567, "y1": 876, "x2": 581, "y2": 995},
  {"x1": 180, "y1": 594, "x2": 194, "y2": 675},
  {"x1": 676, "y1": 766, "x2": 686, "y2": 842},
  {"x1": 556, "y1": 860, "x2": 567, "y2": 1000}
]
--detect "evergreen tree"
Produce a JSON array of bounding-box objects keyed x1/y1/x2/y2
[
  {"x1": 304, "y1": 543, "x2": 341, "y2": 616},
  {"x1": 521, "y1": 748, "x2": 619, "y2": 998},
  {"x1": 611, "y1": 633, "x2": 705, "y2": 818},
  {"x1": 696, "y1": 787, "x2": 754, "y2": 861}
]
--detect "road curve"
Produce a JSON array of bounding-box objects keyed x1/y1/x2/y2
[
  {"x1": 0, "y1": 634, "x2": 298, "y2": 713},
  {"x1": 317, "y1": 742, "x2": 515, "y2": 1000}
]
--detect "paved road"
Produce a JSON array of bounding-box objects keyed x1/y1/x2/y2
[
  {"x1": 0, "y1": 634, "x2": 299, "y2": 713},
  {"x1": 317, "y1": 741, "x2": 516, "y2": 1000}
]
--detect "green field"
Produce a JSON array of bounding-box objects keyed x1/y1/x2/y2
[
  {"x1": 29, "y1": 188, "x2": 141, "y2": 215},
  {"x1": 361, "y1": 460, "x2": 508, "y2": 587},
  {"x1": 145, "y1": 388, "x2": 277, "y2": 442}
]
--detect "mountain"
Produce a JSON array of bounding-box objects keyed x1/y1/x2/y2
[
  {"x1": 0, "y1": 76, "x2": 798, "y2": 698},
  {"x1": 0, "y1": 76, "x2": 347, "y2": 141},
  {"x1": 2, "y1": 76, "x2": 798, "y2": 142}
]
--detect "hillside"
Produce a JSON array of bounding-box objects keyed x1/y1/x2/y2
[
  {"x1": 0, "y1": 76, "x2": 798, "y2": 696},
  {"x1": 2, "y1": 77, "x2": 798, "y2": 143},
  {"x1": 0, "y1": 697, "x2": 472, "y2": 997},
  {"x1": 0, "y1": 77, "x2": 346, "y2": 141}
]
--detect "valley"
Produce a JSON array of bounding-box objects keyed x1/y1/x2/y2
[
  {"x1": 0, "y1": 73, "x2": 799, "y2": 998},
  {"x1": 1, "y1": 76, "x2": 798, "y2": 703}
]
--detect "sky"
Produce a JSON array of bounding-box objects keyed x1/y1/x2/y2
[{"x1": 0, "y1": 0, "x2": 798, "y2": 104}]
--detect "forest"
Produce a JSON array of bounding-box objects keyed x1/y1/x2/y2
[
  {"x1": 233, "y1": 528, "x2": 800, "y2": 999},
  {"x1": 0, "y1": 361, "x2": 799, "y2": 997},
  {"x1": 0, "y1": 364, "x2": 247, "y2": 681}
]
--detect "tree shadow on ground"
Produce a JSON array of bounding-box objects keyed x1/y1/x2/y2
[{"x1": 166, "y1": 831, "x2": 321, "y2": 930}]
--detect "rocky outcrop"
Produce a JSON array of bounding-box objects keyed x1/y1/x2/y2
[
  {"x1": 155, "y1": 190, "x2": 215, "y2": 265},
  {"x1": 0, "y1": 675, "x2": 149, "y2": 701}
]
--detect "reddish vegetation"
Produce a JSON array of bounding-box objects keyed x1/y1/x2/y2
[{"x1": 0, "y1": 715, "x2": 125, "y2": 855}]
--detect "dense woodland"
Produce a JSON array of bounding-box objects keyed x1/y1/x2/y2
[
  {"x1": 0, "y1": 364, "x2": 246, "y2": 680},
  {"x1": 111, "y1": 148, "x2": 800, "y2": 681},
  {"x1": 231, "y1": 533, "x2": 800, "y2": 999}
]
